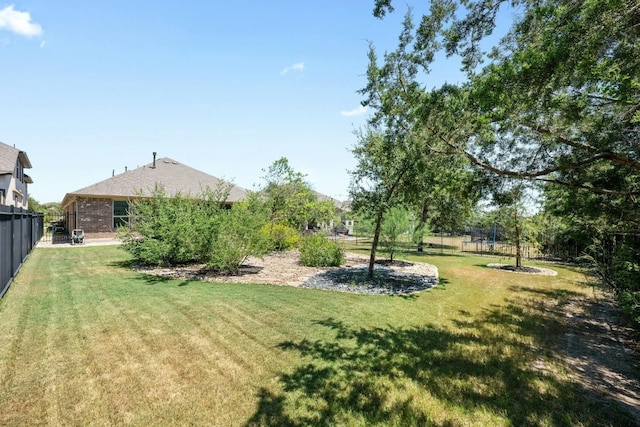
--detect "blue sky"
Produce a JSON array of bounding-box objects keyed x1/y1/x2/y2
[{"x1": 1, "y1": 1, "x2": 480, "y2": 203}]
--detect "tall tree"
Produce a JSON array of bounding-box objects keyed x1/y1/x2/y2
[
  {"x1": 353, "y1": 10, "x2": 481, "y2": 275},
  {"x1": 350, "y1": 11, "x2": 429, "y2": 278}
]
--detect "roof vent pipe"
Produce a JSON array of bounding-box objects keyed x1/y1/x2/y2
[{"x1": 153, "y1": 152, "x2": 157, "y2": 168}]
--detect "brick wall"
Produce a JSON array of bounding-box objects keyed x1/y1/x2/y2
[{"x1": 77, "y1": 197, "x2": 113, "y2": 234}]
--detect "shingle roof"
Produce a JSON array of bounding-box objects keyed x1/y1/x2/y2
[
  {"x1": 62, "y1": 157, "x2": 246, "y2": 207},
  {"x1": 312, "y1": 191, "x2": 348, "y2": 210},
  {"x1": 0, "y1": 141, "x2": 32, "y2": 174}
]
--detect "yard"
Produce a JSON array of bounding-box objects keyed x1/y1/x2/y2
[{"x1": 0, "y1": 245, "x2": 637, "y2": 426}]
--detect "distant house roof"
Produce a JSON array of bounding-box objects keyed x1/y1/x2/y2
[
  {"x1": 61, "y1": 157, "x2": 246, "y2": 207},
  {"x1": 0, "y1": 141, "x2": 33, "y2": 178},
  {"x1": 312, "y1": 191, "x2": 349, "y2": 210}
]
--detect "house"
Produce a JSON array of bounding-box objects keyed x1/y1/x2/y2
[
  {"x1": 61, "y1": 154, "x2": 246, "y2": 237},
  {"x1": 311, "y1": 191, "x2": 353, "y2": 234},
  {"x1": 0, "y1": 141, "x2": 33, "y2": 209}
]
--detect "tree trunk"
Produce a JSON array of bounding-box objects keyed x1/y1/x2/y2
[
  {"x1": 515, "y1": 224, "x2": 522, "y2": 268},
  {"x1": 415, "y1": 203, "x2": 429, "y2": 252},
  {"x1": 368, "y1": 213, "x2": 384, "y2": 279}
]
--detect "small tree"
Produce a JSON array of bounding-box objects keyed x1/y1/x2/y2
[
  {"x1": 380, "y1": 206, "x2": 410, "y2": 262},
  {"x1": 492, "y1": 182, "x2": 539, "y2": 267}
]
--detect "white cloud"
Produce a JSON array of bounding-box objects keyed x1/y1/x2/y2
[
  {"x1": 280, "y1": 61, "x2": 304, "y2": 75},
  {"x1": 0, "y1": 5, "x2": 43, "y2": 37},
  {"x1": 340, "y1": 105, "x2": 368, "y2": 117}
]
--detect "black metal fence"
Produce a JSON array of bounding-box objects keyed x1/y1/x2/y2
[
  {"x1": 40, "y1": 212, "x2": 77, "y2": 244},
  {"x1": 0, "y1": 206, "x2": 44, "y2": 299}
]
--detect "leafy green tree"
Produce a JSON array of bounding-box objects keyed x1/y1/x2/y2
[
  {"x1": 352, "y1": 10, "x2": 481, "y2": 276},
  {"x1": 260, "y1": 157, "x2": 337, "y2": 233},
  {"x1": 372, "y1": 0, "x2": 640, "y2": 195},
  {"x1": 492, "y1": 182, "x2": 539, "y2": 267},
  {"x1": 351, "y1": 13, "x2": 438, "y2": 278},
  {"x1": 28, "y1": 197, "x2": 42, "y2": 212},
  {"x1": 350, "y1": 127, "x2": 421, "y2": 278},
  {"x1": 370, "y1": 0, "x2": 640, "y2": 323}
]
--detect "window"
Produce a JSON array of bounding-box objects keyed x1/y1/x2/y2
[
  {"x1": 15, "y1": 161, "x2": 23, "y2": 182},
  {"x1": 0, "y1": 189, "x2": 4, "y2": 204},
  {"x1": 113, "y1": 200, "x2": 130, "y2": 228}
]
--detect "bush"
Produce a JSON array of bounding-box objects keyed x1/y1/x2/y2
[
  {"x1": 119, "y1": 191, "x2": 208, "y2": 265},
  {"x1": 207, "y1": 203, "x2": 271, "y2": 273},
  {"x1": 299, "y1": 234, "x2": 344, "y2": 267},
  {"x1": 262, "y1": 223, "x2": 300, "y2": 251},
  {"x1": 119, "y1": 187, "x2": 270, "y2": 273}
]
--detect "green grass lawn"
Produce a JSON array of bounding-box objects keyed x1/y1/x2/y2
[{"x1": 0, "y1": 245, "x2": 634, "y2": 426}]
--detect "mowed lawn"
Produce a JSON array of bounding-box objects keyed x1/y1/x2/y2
[{"x1": 0, "y1": 245, "x2": 634, "y2": 426}]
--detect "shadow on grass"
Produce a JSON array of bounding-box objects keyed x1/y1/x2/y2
[
  {"x1": 246, "y1": 288, "x2": 636, "y2": 426},
  {"x1": 108, "y1": 259, "x2": 135, "y2": 269},
  {"x1": 408, "y1": 250, "x2": 466, "y2": 258}
]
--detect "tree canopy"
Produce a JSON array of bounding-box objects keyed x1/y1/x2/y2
[
  {"x1": 372, "y1": 0, "x2": 640, "y2": 197},
  {"x1": 369, "y1": 0, "x2": 639, "y2": 324}
]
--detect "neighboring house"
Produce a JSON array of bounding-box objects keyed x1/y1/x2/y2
[
  {"x1": 61, "y1": 155, "x2": 246, "y2": 237},
  {"x1": 312, "y1": 191, "x2": 353, "y2": 234},
  {"x1": 0, "y1": 141, "x2": 33, "y2": 209}
]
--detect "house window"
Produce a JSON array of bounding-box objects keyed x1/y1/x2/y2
[
  {"x1": 113, "y1": 201, "x2": 130, "y2": 228},
  {"x1": 15, "y1": 161, "x2": 23, "y2": 182},
  {"x1": 0, "y1": 189, "x2": 5, "y2": 205}
]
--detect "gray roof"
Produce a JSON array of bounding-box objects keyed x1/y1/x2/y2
[
  {"x1": 62, "y1": 157, "x2": 246, "y2": 207},
  {"x1": 0, "y1": 141, "x2": 32, "y2": 174},
  {"x1": 312, "y1": 190, "x2": 348, "y2": 210}
]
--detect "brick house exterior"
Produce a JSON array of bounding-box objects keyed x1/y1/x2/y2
[
  {"x1": 61, "y1": 156, "x2": 246, "y2": 238},
  {"x1": 0, "y1": 141, "x2": 33, "y2": 209}
]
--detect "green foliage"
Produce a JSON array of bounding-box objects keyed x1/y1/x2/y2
[
  {"x1": 27, "y1": 197, "x2": 42, "y2": 212},
  {"x1": 299, "y1": 234, "x2": 344, "y2": 267},
  {"x1": 207, "y1": 202, "x2": 271, "y2": 273},
  {"x1": 260, "y1": 157, "x2": 337, "y2": 232},
  {"x1": 353, "y1": 213, "x2": 375, "y2": 237},
  {"x1": 370, "y1": 1, "x2": 640, "y2": 323},
  {"x1": 119, "y1": 190, "x2": 205, "y2": 265},
  {"x1": 119, "y1": 186, "x2": 269, "y2": 272},
  {"x1": 491, "y1": 182, "x2": 541, "y2": 267},
  {"x1": 261, "y1": 223, "x2": 300, "y2": 252},
  {"x1": 380, "y1": 206, "x2": 410, "y2": 261},
  {"x1": 582, "y1": 239, "x2": 640, "y2": 328}
]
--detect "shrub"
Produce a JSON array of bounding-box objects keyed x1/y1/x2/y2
[
  {"x1": 207, "y1": 203, "x2": 271, "y2": 273},
  {"x1": 262, "y1": 223, "x2": 300, "y2": 251},
  {"x1": 119, "y1": 186, "x2": 270, "y2": 273},
  {"x1": 299, "y1": 234, "x2": 344, "y2": 267},
  {"x1": 119, "y1": 191, "x2": 207, "y2": 265}
]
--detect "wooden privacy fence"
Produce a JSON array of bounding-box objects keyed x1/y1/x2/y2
[{"x1": 0, "y1": 206, "x2": 44, "y2": 299}]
